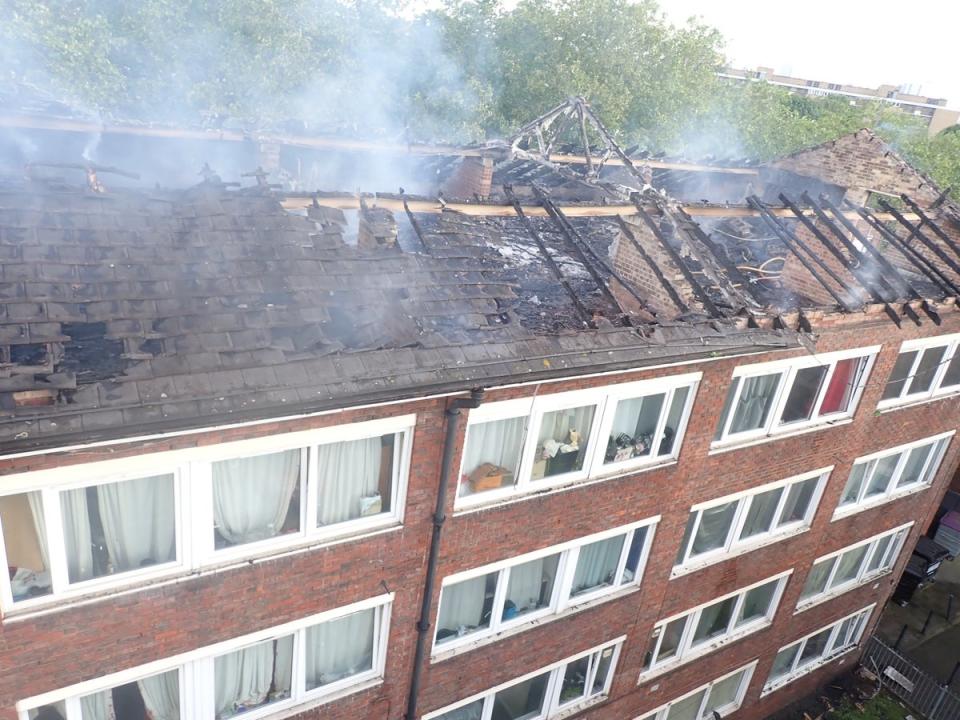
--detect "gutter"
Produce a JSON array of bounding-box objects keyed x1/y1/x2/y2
[{"x1": 405, "y1": 388, "x2": 485, "y2": 720}]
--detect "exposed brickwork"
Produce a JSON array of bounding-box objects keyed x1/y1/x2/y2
[
  {"x1": 778, "y1": 219, "x2": 863, "y2": 307},
  {"x1": 440, "y1": 156, "x2": 495, "y2": 199},
  {"x1": 3, "y1": 309, "x2": 960, "y2": 720}
]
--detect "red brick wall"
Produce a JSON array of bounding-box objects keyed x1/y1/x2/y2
[
  {"x1": 440, "y1": 156, "x2": 495, "y2": 200},
  {"x1": 3, "y1": 314, "x2": 960, "y2": 720}
]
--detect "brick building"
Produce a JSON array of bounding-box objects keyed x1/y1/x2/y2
[{"x1": 2, "y1": 99, "x2": 960, "y2": 720}]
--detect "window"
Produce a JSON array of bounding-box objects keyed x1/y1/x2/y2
[
  {"x1": 434, "y1": 520, "x2": 656, "y2": 654},
  {"x1": 674, "y1": 470, "x2": 828, "y2": 572},
  {"x1": 637, "y1": 662, "x2": 756, "y2": 720},
  {"x1": 424, "y1": 639, "x2": 623, "y2": 720},
  {"x1": 0, "y1": 416, "x2": 414, "y2": 612},
  {"x1": 798, "y1": 525, "x2": 911, "y2": 608},
  {"x1": 835, "y1": 432, "x2": 952, "y2": 517},
  {"x1": 17, "y1": 595, "x2": 392, "y2": 720},
  {"x1": 879, "y1": 335, "x2": 960, "y2": 408},
  {"x1": 714, "y1": 348, "x2": 876, "y2": 446},
  {"x1": 457, "y1": 374, "x2": 700, "y2": 507},
  {"x1": 642, "y1": 573, "x2": 790, "y2": 675},
  {"x1": 763, "y1": 606, "x2": 873, "y2": 693}
]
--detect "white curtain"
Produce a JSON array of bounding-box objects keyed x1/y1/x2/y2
[
  {"x1": 305, "y1": 609, "x2": 375, "y2": 689},
  {"x1": 139, "y1": 670, "x2": 180, "y2": 720},
  {"x1": 437, "y1": 576, "x2": 488, "y2": 638},
  {"x1": 98, "y1": 475, "x2": 176, "y2": 573},
  {"x1": 213, "y1": 450, "x2": 300, "y2": 545},
  {"x1": 215, "y1": 637, "x2": 291, "y2": 719},
  {"x1": 462, "y1": 418, "x2": 525, "y2": 476},
  {"x1": 61, "y1": 489, "x2": 94, "y2": 583},
  {"x1": 80, "y1": 691, "x2": 114, "y2": 720},
  {"x1": 730, "y1": 374, "x2": 779, "y2": 433},
  {"x1": 611, "y1": 395, "x2": 664, "y2": 438},
  {"x1": 571, "y1": 537, "x2": 624, "y2": 594},
  {"x1": 539, "y1": 407, "x2": 594, "y2": 448},
  {"x1": 506, "y1": 558, "x2": 552, "y2": 612},
  {"x1": 27, "y1": 492, "x2": 48, "y2": 568},
  {"x1": 691, "y1": 502, "x2": 736, "y2": 555},
  {"x1": 316, "y1": 437, "x2": 382, "y2": 526}
]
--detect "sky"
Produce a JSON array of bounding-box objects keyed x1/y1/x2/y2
[{"x1": 659, "y1": 0, "x2": 959, "y2": 107}]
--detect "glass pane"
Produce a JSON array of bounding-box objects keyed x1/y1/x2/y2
[
  {"x1": 833, "y1": 545, "x2": 869, "y2": 587},
  {"x1": 714, "y1": 377, "x2": 740, "y2": 441},
  {"x1": 739, "y1": 488, "x2": 782, "y2": 539},
  {"x1": 504, "y1": 554, "x2": 559, "y2": 620},
  {"x1": 665, "y1": 689, "x2": 707, "y2": 720},
  {"x1": 213, "y1": 449, "x2": 301, "y2": 548},
  {"x1": 605, "y1": 393, "x2": 664, "y2": 464},
  {"x1": 780, "y1": 366, "x2": 827, "y2": 423},
  {"x1": 214, "y1": 635, "x2": 294, "y2": 719},
  {"x1": 840, "y1": 463, "x2": 868, "y2": 505},
  {"x1": 28, "y1": 702, "x2": 67, "y2": 720},
  {"x1": 729, "y1": 373, "x2": 781, "y2": 434},
  {"x1": 778, "y1": 477, "x2": 819, "y2": 525},
  {"x1": 621, "y1": 527, "x2": 647, "y2": 585},
  {"x1": 819, "y1": 357, "x2": 864, "y2": 415},
  {"x1": 460, "y1": 418, "x2": 524, "y2": 497},
  {"x1": 706, "y1": 668, "x2": 747, "y2": 714},
  {"x1": 692, "y1": 597, "x2": 736, "y2": 645},
  {"x1": 659, "y1": 386, "x2": 690, "y2": 456},
  {"x1": 532, "y1": 405, "x2": 595, "y2": 480},
  {"x1": 655, "y1": 617, "x2": 687, "y2": 663},
  {"x1": 1, "y1": 491, "x2": 52, "y2": 600},
  {"x1": 798, "y1": 628, "x2": 832, "y2": 667},
  {"x1": 830, "y1": 617, "x2": 855, "y2": 653},
  {"x1": 305, "y1": 608, "x2": 375, "y2": 690},
  {"x1": 801, "y1": 558, "x2": 834, "y2": 599},
  {"x1": 866, "y1": 534, "x2": 894, "y2": 574},
  {"x1": 910, "y1": 346, "x2": 947, "y2": 393},
  {"x1": 436, "y1": 572, "x2": 497, "y2": 644},
  {"x1": 865, "y1": 454, "x2": 900, "y2": 498},
  {"x1": 591, "y1": 646, "x2": 615, "y2": 695},
  {"x1": 691, "y1": 502, "x2": 737, "y2": 557},
  {"x1": 435, "y1": 700, "x2": 483, "y2": 720},
  {"x1": 769, "y1": 645, "x2": 800, "y2": 680},
  {"x1": 571, "y1": 535, "x2": 625, "y2": 597},
  {"x1": 80, "y1": 670, "x2": 180, "y2": 720},
  {"x1": 677, "y1": 513, "x2": 697, "y2": 564},
  {"x1": 491, "y1": 672, "x2": 549, "y2": 720},
  {"x1": 897, "y1": 443, "x2": 934, "y2": 488},
  {"x1": 736, "y1": 580, "x2": 778, "y2": 626},
  {"x1": 317, "y1": 434, "x2": 398, "y2": 526},
  {"x1": 62, "y1": 474, "x2": 176, "y2": 583},
  {"x1": 941, "y1": 350, "x2": 960, "y2": 388},
  {"x1": 882, "y1": 351, "x2": 918, "y2": 400},
  {"x1": 559, "y1": 655, "x2": 590, "y2": 706}
]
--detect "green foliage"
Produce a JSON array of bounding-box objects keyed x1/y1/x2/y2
[{"x1": 828, "y1": 692, "x2": 907, "y2": 720}]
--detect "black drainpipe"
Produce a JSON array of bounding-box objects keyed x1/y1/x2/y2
[{"x1": 405, "y1": 388, "x2": 485, "y2": 720}]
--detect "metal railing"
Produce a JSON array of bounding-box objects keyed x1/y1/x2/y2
[{"x1": 862, "y1": 636, "x2": 960, "y2": 720}]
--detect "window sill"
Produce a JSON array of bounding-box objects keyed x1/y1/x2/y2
[
  {"x1": 794, "y1": 571, "x2": 892, "y2": 614},
  {"x1": 431, "y1": 584, "x2": 640, "y2": 664},
  {"x1": 553, "y1": 693, "x2": 608, "y2": 720},
  {"x1": 760, "y1": 647, "x2": 857, "y2": 696},
  {"x1": 2, "y1": 523, "x2": 403, "y2": 623},
  {"x1": 876, "y1": 388, "x2": 960, "y2": 414},
  {"x1": 709, "y1": 418, "x2": 854, "y2": 456},
  {"x1": 831, "y1": 482, "x2": 931, "y2": 521},
  {"x1": 637, "y1": 621, "x2": 772, "y2": 684},
  {"x1": 671, "y1": 524, "x2": 810, "y2": 578},
  {"x1": 453, "y1": 459, "x2": 679, "y2": 516},
  {"x1": 238, "y1": 676, "x2": 384, "y2": 720}
]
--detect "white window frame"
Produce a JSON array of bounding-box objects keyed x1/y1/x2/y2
[
  {"x1": 712, "y1": 346, "x2": 878, "y2": 448},
  {"x1": 635, "y1": 661, "x2": 757, "y2": 720},
  {"x1": 423, "y1": 637, "x2": 625, "y2": 720},
  {"x1": 797, "y1": 523, "x2": 912, "y2": 611},
  {"x1": 456, "y1": 374, "x2": 701, "y2": 510},
  {"x1": 16, "y1": 593, "x2": 393, "y2": 719},
  {"x1": 0, "y1": 415, "x2": 415, "y2": 615},
  {"x1": 762, "y1": 604, "x2": 875, "y2": 695},
  {"x1": 833, "y1": 431, "x2": 954, "y2": 519},
  {"x1": 673, "y1": 468, "x2": 830, "y2": 575},
  {"x1": 640, "y1": 570, "x2": 791, "y2": 679},
  {"x1": 878, "y1": 334, "x2": 960, "y2": 410},
  {"x1": 432, "y1": 517, "x2": 659, "y2": 657}
]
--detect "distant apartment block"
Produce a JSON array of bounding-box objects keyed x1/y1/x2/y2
[{"x1": 722, "y1": 66, "x2": 960, "y2": 136}]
